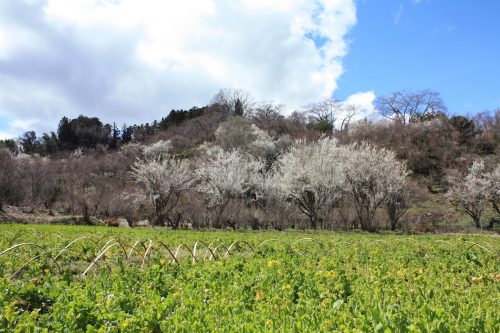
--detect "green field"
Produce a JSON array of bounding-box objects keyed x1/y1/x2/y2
[{"x1": 0, "y1": 225, "x2": 499, "y2": 332}]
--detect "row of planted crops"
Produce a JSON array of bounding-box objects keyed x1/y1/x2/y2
[{"x1": 0, "y1": 224, "x2": 499, "y2": 332}]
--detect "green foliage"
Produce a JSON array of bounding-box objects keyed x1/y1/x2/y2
[
  {"x1": 159, "y1": 106, "x2": 207, "y2": 129},
  {"x1": 57, "y1": 115, "x2": 110, "y2": 150},
  {"x1": 0, "y1": 225, "x2": 499, "y2": 332},
  {"x1": 306, "y1": 120, "x2": 333, "y2": 133}
]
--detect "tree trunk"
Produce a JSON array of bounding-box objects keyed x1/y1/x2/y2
[
  {"x1": 473, "y1": 217, "x2": 481, "y2": 229},
  {"x1": 155, "y1": 213, "x2": 165, "y2": 227},
  {"x1": 391, "y1": 221, "x2": 397, "y2": 231},
  {"x1": 82, "y1": 203, "x2": 91, "y2": 225},
  {"x1": 309, "y1": 215, "x2": 317, "y2": 230},
  {"x1": 154, "y1": 202, "x2": 166, "y2": 226},
  {"x1": 492, "y1": 201, "x2": 500, "y2": 216},
  {"x1": 212, "y1": 199, "x2": 230, "y2": 229},
  {"x1": 251, "y1": 217, "x2": 259, "y2": 230},
  {"x1": 359, "y1": 212, "x2": 377, "y2": 232},
  {"x1": 167, "y1": 212, "x2": 181, "y2": 229}
]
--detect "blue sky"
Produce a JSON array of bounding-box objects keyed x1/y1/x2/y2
[
  {"x1": 0, "y1": 0, "x2": 499, "y2": 139},
  {"x1": 336, "y1": 0, "x2": 500, "y2": 115}
]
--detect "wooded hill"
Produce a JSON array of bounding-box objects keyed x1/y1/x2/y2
[{"x1": 1, "y1": 89, "x2": 499, "y2": 232}]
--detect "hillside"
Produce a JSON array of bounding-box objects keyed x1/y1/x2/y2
[{"x1": 1, "y1": 91, "x2": 499, "y2": 232}]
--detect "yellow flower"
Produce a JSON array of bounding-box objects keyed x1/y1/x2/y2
[
  {"x1": 121, "y1": 319, "x2": 131, "y2": 329},
  {"x1": 267, "y1": 259, "x2": 279, "y2": 268},
  {"x1": 281, "y1": 284, "x2": 292, "y2": 291},
  {"x1": 318, "y1": 270, "x2": 337, "y2": 278},
  {"x1": 159, "y1": 259, "x2": 167, "y2": 265},
  {"x1": 266, "y1": 319, "x2": 273, "y2": 326}
]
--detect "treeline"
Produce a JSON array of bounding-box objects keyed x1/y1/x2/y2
[
  {"x1": 0, "y1": 89, "x2": 499, "y2": 231},
  {"x1": 1, "y1": 106, "x2": 211, "y2": 156}
]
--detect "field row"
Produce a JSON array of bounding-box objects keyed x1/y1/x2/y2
[
  {"x1": 0, "y1": 225, "x2": 499, "y2": 332},
  {"x1": 1, "y1": 226, "x2": 498, "y2": 279}
]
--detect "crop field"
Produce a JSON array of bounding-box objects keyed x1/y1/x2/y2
[{"x1": 0, "y1": 225, "x2": 499, "y2": 332}]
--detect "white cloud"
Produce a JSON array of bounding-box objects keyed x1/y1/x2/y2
[
  {"x1": 344, "y1": 90, "x2": 378, "y2": 121},
  {"x1": 0, "y1": 117, "x2": 39, "y2": 140},
  {"x1": 0, "y1": 0, "x2": 357, "y2": 137}
]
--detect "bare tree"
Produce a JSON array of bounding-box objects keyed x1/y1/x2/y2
[
  {"x1": 250, "y1": 103, "x2": 284, "y2": 124},
  {"x1": 375, "y1": 89, "x2": 447, "y2": 125},
  {"x1": 250, "y1": 103, "x2": 288, "y2": 135},
  {"x1": 60, "y1": 158, "x2": 98, "y2": 225},
  {"x1": 446, "y1": 161, "x2": 491, "y2": 228},
  {"x1": 19, "y1": 156, "x2": 50, "y2": 209},
  {"x1": 210, "y1": 88, "x2": 254, "y2": 117},
  {"x1": 339, "y1": 104, "x2": 358, "y2": 132},
  {"x1": 0, "y1": 149, "x2": 16, "y2": 211},
  {"x1": 385, "y1": 187, "x2": 410, "y2": 230},
  {"x1": 38, "y1": 159, "x2": 63, "y2": 215},
  {"x1": 305, "y1": 98, "x2": 342, "y2": 132},
  {"x1": 305, "y1": 98, "x2": 359, "y2": 133}
]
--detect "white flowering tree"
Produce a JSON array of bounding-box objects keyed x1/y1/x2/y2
[
  {"x1": 446, "y1": 161, "x2": 491, "y2": 228},
  {"x1": 275, "y1": 137, "x2": 348, "y2": 229},
  {"x1": 344, "y1": 143, "x2": 409, "y2": 231},
  {"x1": 247, "y1": 130, "x2": 291, "y2": 177},
  {"x1": 131, "y1": 151, "x2": 193, "y2": 228},
  {"x1": 142, "y1": 140, "x2": 173, "y2": 160},
  {"x1": 489, "y1": 164, "x2": 500, "y2": 217},
  {"x1": 215, "y1": 118, "x2": 291, "y2": 227},
  {"x1": 195, "y1": 146, "x2": 261, "y2": 228}
]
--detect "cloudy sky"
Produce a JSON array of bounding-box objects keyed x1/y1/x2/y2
[{"x1": 0, "y1": 0, "x2": 499, "y2": 139}]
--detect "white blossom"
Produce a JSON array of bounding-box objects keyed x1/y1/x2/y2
[
  {"x1": 131, "y1": 154, "x2": 193, "y2": 227},
  {"x1": 446, "y1": 161, "x2": 491, "y2": 228},
  {"x1": 196, "y1": 146, "x2": 262, "y2": 207},
  {"x1": 274, "y1": 137, "x2": 348, "y2": 228},
  {"x1": 344, "y1": 143, "x2": 409, "y2": 231},
  {"x1": 273, "y1": 137, "x2": 409, "y2": 230},
  {"x1": 142, "y1": 140, "x2": 173, "y2": 160},
  {"x1": 489, "y1": 164, "x2": 500, "y2": 215}
]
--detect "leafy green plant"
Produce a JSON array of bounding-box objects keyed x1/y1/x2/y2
[{"x1": 0, "y1": 225, "x2": 498, "y2": 332}]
